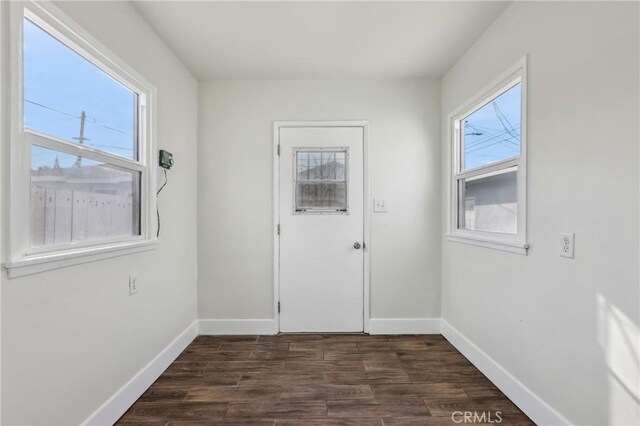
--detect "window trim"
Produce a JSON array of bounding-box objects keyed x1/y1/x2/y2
[
  {"x1": 446, "y1": 57, "x2": 529, "y2": 255},
  {"x1": 4, "y1": 1, "x2": 158, "y2": 278}
]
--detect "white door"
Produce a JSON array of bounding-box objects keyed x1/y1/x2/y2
[{"x1": 278, "y1": 125, "x2": 365, "y2": 332}]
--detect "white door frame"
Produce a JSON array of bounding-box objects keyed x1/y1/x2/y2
[{"x1": 273, "y1": 121, "x2": 371, "y2": 333}]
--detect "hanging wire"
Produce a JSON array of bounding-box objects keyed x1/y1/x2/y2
[{"x1": 156, "y1": 169, "x2": 168, "y2": 237}]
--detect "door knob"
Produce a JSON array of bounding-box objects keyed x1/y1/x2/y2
[{"x1": 353, "y1": 242, "x2": 361, "y2": 249}]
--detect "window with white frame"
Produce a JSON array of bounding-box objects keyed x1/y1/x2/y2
[
  {"x1": 449, "y1": 60, "x2": 527, "y2": 253},
  {"x1": 6, "y1": 3, "x2": 156, "y2": 276},
  {"x1": 294, "y1": 149, "x2": 349, "y2": 213}
]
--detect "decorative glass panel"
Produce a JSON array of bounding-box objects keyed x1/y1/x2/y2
[
  {"x1": 31, "y1": 146, "x2": 141, "y2": 247},
  {"x1": 23, "y1": 18, "x2": 138, "y2": 159},
  {"x1": 458, "y1": 166, "x2": 517, "y2": 234},
  {"x1": 462, "y1": 83, "x2": 521, "y2": 170},
  {"x1": 295, "y1": 150, "x2": 347, "y2": 212}
]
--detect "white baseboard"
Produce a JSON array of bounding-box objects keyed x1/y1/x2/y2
[
  {"x1": 441, "y1": 320, "x2": 569, "y2": 426},
  {"x1": 368, "y1": 318, "x2": 442, "y2": 334},
  {"x1": 83, "y1": 320, "x2": 198, "y2": 426},
  {"x1": 78, "y1": 317, "x2": 568, "y2": 426},
  {"x1": 198, "y1": 318, "x2": 278, "y2": 335}
]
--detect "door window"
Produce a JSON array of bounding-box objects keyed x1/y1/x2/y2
[{"x1": 294, "y1": 149, "x2": 348, "y2": 213}]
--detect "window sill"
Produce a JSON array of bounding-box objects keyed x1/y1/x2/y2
[
  {"x1": 3, "y1": 239, "x2": 158, "y2": 279},
  {"x1": 446, "y1": 233, "x2": 529, "y2": 255}
]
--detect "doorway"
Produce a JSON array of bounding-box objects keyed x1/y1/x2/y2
[{"x1": 274, "y1": 121, "x2": 369, "y2": 332}]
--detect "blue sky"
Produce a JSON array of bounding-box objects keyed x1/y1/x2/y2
[
  {"x1": 24, "y1": 18, "x2": 136, "y2": 168},
  {"x1": 463, "y1": 82, "x2": 521, "y2": 170}
]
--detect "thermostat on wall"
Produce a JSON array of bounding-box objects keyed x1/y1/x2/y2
[{"x1": 159, "y1": 149, "x2": 174, "y2": 169}]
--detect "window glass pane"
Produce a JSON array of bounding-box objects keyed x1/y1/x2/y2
[
  {"x1": 458, "y1": 166, "x2": 517, "y2": 234},
  {"x1": 297, "y1": 151, "x2": 346, "y2": 181},
  {"x1": 296, "y1": 183, "x2": 347, "y2": 210},
  {"x1": 463, "y1": 83, "x2": 521, "y2": 170},
  {"x1": 23, "y1": 18, "x2": 137, "y2": 159},
  {"x1": 295, "y1": 150, "x2": 347, "y2": 212},
  {"x1": 31, "y1": 145, "x2": 141, "y2": 247}
]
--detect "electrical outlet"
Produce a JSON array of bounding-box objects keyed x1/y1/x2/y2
[
  {"x1": 374, "y1": 198, "x2": 388, "y2": 213},
  {"x1": 129, "y1": 275, "x2": 138, "y2": 295},
  {"x1": 560, "y1": 233, "x2": 574, "y2": 258}
]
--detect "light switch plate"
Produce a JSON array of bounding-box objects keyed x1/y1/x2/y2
[
  {"x1": 373, "y1": 198, "x2": 387, "y2": 212},
  {"x1": 560, "y1": 233, "x2": 574, "y2": 258}
]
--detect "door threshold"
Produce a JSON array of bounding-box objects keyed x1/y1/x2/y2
[{"x1": 277, "y1": 332, "x2": 368, "y2": 335}]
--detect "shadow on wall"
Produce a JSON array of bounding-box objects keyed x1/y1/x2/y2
[{"x1": 597, "y1": 294, "x2": 640, "y2": 424}]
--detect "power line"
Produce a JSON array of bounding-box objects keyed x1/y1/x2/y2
[
  {"x1": 25, "y1": 99, "x2": 133, "y2": 136},
  {"x1": 466, "y1": 136, "x2": 520, "y2": 155},
  {"x1": 492, "y1": 101, "x2": 519, "y2": 139},
  {"x1": 85, "y1": 117, "x2": 131, "y2": 136},
  {"x1": 467, "y1": 123, "x2": 520, "y2": 140},
  {"x1": 465, "y1": 125, "x2": 517, "y2": 148},
  {"x1": 24, "y1": 99, "x2": 134, "y2": 152},
  {"x1": 469, "y1": 123, "x2": 520, "y2": 135},
  {"x1": 466, "y1": 130, "x2": 519, "y2": 154},
  {"x1": 467, "y1": 124, "x2": 520, "y2": 143},
  {"x1": 25, "y1": 99, "x2": 77, "y2": 119},
  {"x1": 464, "y1": 96, "x2": 521, "y2": 151},
  {"x1": 465, "y1": 128, "x2": 517, "y2": 150},
  {"x1": 465, "y1": 126, "x2": 508, "y2": 147},
  {"x1": 464, "y1": 121, "x2": 483, "y2": 136}
]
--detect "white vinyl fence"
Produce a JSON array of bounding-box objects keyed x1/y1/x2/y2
[{"x1": 31, "y1": 186, "x2": 135, "y2": 246}]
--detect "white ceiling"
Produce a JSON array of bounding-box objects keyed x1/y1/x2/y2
[{"x1": 132, "y1": 1, "x2": 510, "y2": 80}]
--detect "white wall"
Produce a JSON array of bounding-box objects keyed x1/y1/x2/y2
[
  {"x1": 0, "y1": 1, "x2": 6, "y2": 421},
  {"x1": 441, "y1": 2, "x2": 639, "y2": 425},
  {"x1": 1, "y1": 2, "x2": 198, "y2": 424},
  {"x1": 198, "y1": 80, "x2": 441, "y2": 325}
]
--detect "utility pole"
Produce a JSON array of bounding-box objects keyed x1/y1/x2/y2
[{"x1": 73, "y1": 110, "x2": 90, "y2": 167}]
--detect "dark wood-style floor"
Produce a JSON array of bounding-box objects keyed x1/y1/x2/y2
[{"x1": 117, "y1": 334, "x2": 534, "y2": 425}]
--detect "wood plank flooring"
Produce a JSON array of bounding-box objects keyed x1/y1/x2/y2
[{"x1": 117, "y1": 334, "x2": 534, "y2": 425}]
